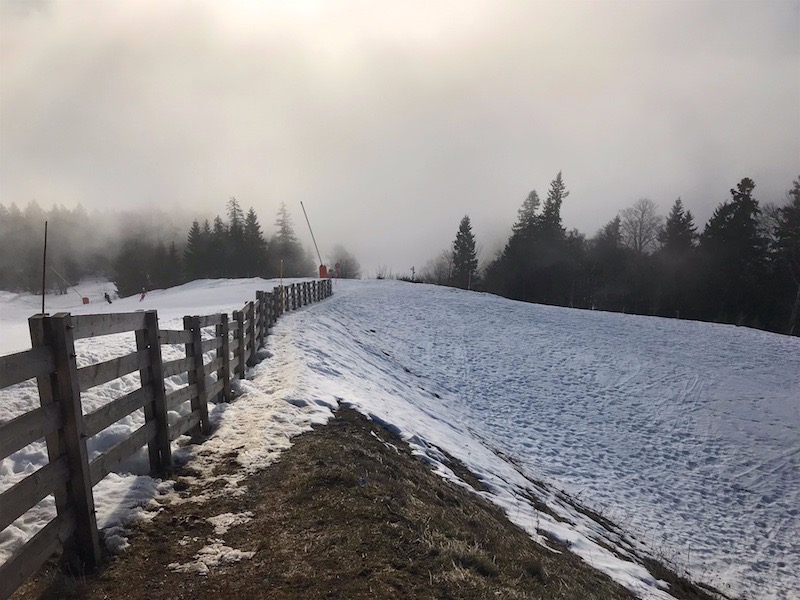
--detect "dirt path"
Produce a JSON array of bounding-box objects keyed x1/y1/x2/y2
[{"x1": 14, "y1": 407, "x2": 709, "y2": 600}]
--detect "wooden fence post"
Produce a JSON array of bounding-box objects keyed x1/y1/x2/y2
[
  {"x1": 283, "y1": 285, "x2": 289, "y2": 312},
  {"x1": 304, "y1": 282, "x2": 310, "y2": 305},
  {"x1": 27, "y1": 315, "x2": 73, "y2": 554},
  {"x1": 234, "y1": 309, "x2": 246, "y2": 380},
  {"x1": 247, "y1": 301, "x2": 257, "y2": 367},
  {"x1": 256, "y1": 291, "x2": 266, "y2": 347},
  {"x1": 49, "y1": 313, "x2": 102, "y2": 568},
  {"x1": 136, "y1": 311, "x2": 172, "y2": 473},
  {"x1": 217, "y1": 313, "x2": 232, "y2": 402},
  {"x1": 184, "y1": 316, "x2": 211, "y2": 436},
  {"x1": 292, "y1": 284, "x2": 298, "y2": 309},
  {"x1": 265, "y1": 292, "x2": 273, "y2": 331}
]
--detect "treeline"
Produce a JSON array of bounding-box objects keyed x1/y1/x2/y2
[
  {"x1": 113, "y1": 199, "x2": 315, "y2": 296},
  {"x1": 0, "y1": 198, "x2": 315, "y2": 298},
  {"x1": 0, "y1": 202, "x2": 110, "y2": 293},
  {"x1": 424, "y1": 174, "x2": 800, "y2": 336}
]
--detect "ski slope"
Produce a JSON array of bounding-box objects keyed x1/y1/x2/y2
[{"x1": 1, "y1": 279, "x2": 798, "y2": 599}]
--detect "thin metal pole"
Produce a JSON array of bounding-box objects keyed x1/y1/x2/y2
[
  {"x1": 41, "y1": 221, "x2": 48, "y2": 314},
  {"x1": 50, "y1": 265, "x2": 85, "y2": 301},
  {"x1": 300, "y1": 201, "x2": 323, "y2": 267}
]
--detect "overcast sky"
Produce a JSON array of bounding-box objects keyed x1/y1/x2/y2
[{"x1": 1, "y1": 0, "x2": 798, "y2": 275}]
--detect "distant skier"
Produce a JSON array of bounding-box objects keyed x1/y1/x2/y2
[
  {"x1": 104, "y1": 293, "x2": 112, "y2": 304},
  {"x1": 139, "y1": 287, "x2": 146, "y2": 302}
]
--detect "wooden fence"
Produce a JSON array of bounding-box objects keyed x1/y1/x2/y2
[{"x1": 0, "y1": 279, "x2": 332, "y2": 599}]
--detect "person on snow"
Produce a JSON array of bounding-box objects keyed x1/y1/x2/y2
[
  {"x1": 140, "y1": 287, "x2": 146, "y2": 301},
  {"x1": 104, "y1": 292, "x2": 112, "y2": 304}
]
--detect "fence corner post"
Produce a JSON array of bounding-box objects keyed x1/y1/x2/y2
[{"x1": 49, "y1": 312, "x2": 102, "y2": 569}]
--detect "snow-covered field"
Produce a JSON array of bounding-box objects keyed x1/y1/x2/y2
[{"x1": 1, "y1": 279, "x2": 798, "y2": 599}]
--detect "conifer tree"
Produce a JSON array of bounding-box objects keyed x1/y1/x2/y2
[
  {"x1": 184, "y1": 220, "x2": 205, "y2": 281},
  {"x1": 451, "y1": 215, "x2": 479, "y2": 289},
  {"x1": 242, "y1": 207, "x2": 268, "y2": 276},
  {"x1": 774, "y1": 177, "x2": 800, "y2": 334},
  {"x1": 659, "y1": 198, "x2": 697, "y2": 255},
  {"x1": 656, "y1": 198, "x2": 697, "y2": 318},
  {"x1": 270, "y1": 203, "x2": 312, "y2": 277},
  {"x1": 699, "y1": 178, "x2": 767, "y2": 324},
  {"x1": 539, "y1": 171, "x2": 569, "y2": 236}
]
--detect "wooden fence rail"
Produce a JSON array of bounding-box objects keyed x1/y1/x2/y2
[{"x1": 0, "y1": 278, "x2": 332, "y2": 599}]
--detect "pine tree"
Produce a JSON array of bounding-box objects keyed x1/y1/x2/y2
[
  {"x1": 270, "y1": 203, "x2": 312, "y2": 277},
  {"x1": 656, "y1": 198, "x2": 698, "y2": 318},
  {"x1": 699, "y1": 177, "x2": 768, "y2": 324},
  {"x1": 210, "y1": 216, "x2": 228, "y2": 278},
  {"x1": 513, "y1": 190, "x2": 540, "y2": 236},
  {"x1": 184, "y1": 220, "x2": 205, "y2": 281},
  {"x1": 659, "y1": 198, "x2": 697, "y2": 255},
  {"x1": 451, "y1": 215, "x2": 479, "y2": 289},
  {"x1": 774, "y1": 177, "x2": 800, "y2": 334},
  {"x1": 242, "y1": 207, "x2": 268, "y2": 277},
  {"x1": 539, "y1": 171, "x2": 569, "y2": 236},
  {"x1": 227, "y1": 197, "x2": 245, "y2": 275}
]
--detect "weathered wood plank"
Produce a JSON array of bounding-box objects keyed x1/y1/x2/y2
[
  {"x1": 169, "y1": 411, "x2": 202, "y2": 441},
  {"x1": 164, "y1": 383, "x2": 198, "y2": 411},
  {"x1": 83, "y1": 386, "x2": 152, "y2": 438},
  {"x1": 0, "y1": 456, "x2": 70, "y2": 532},
  {"x1": 72, "y1": 312, "x2": 147, "y2": 340},
  {"x1": 158, "y1": 329, "x2": 192, "y2": 345},
  {"x1": 207, "y1": 378, "x2": 224, "y2": 402},
  {"x1": 0, "y1": 508, "x2": 76, "y2": 600},
  {"x1": 206, "y1": 356, "x2": 223, "y2": 374},
  {"x1": 200, "y1": 338, "x2": 221, "y2": 353},
  {"x1": 196, "y1": 314, "x2": 223, "y2": 328},
  {"x1": 229, "y1": 339, "x2": 241, "y2": 352},
  {"x1": 0, "y1": 403, "x2": 62, "y2": 461},
  {"x1": 89, "y1": 420, "x2": 157, "y2": 486},
  {"x1": 77, "y1": 350, "x2": 149, "y2": 393},
  {"x1": 162, "y1": 355, "x2": 195, "y2": 378},
  {"x1": 0, "y1": 346, "x2": 56, "y2": 388}
]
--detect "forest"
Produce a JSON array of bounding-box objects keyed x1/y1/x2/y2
[
  {"x1": 424, "y1": 174, "x2": 800, "y2": 336},
  {"x1": 1, "y1": 175, "x2": 798, "y2": 336},
  {"x1": 0, "y1": 198, "x2": 315, "y2": 298}
]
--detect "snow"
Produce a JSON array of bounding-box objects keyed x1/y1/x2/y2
[{"x1": 1, "y1": 278, "x2": 798, "y2": 599}]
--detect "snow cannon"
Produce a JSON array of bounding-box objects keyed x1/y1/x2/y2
[{"x1": 319, "y1": 264, "x2": 329, "y2": 279}]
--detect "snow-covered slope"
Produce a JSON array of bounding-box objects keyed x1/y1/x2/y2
[{"x1": 1, "y1": 279, "x2": 798, "y2": 599}]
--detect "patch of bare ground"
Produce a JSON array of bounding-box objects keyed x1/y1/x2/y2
[{"x1": 13, "y1": 407, "x2": 712, "y2": 600}]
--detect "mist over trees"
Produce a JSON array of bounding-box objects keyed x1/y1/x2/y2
[
  {"x1": 3, "y1": 173, "x2": 798, "y2": 334},
  {"x1": 0, "y1": 199, "x2": 317, "y2": 298},
  {"x1": 426, "y1": 173, "x2": 800, "y2": 336},
  {"x1": 328, "y1": 245, "x2": 362, "y2": 279}
]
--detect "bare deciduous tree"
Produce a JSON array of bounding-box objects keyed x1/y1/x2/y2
[
  {"x1": 620, "y1": 198, "x2": 663, "y2": 255},
  {"x1": 420, "y1": 250, "x2": 454, "y2": 285},
  {"x1": 328, "y1": 244, "x2": 362, "y2": 279}
]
